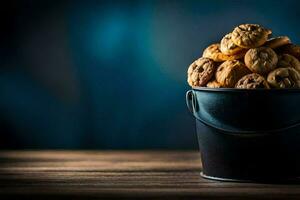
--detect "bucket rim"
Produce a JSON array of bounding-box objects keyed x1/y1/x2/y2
[{"x1": 192, "y1": 87, "x2": 300, "y2": 93}]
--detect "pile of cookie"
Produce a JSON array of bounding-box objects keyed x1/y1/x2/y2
[{"x1": 187, "y1": 24, "x2": 300, "y2": 89}]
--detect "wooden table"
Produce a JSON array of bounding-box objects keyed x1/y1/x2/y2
[{"x1": 0, "y1": 151, "x2": 300, "y2": 199}]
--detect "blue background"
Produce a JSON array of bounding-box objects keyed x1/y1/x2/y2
[{"x1": 1, "y1": 0, "x2": 300, "y2": 149}]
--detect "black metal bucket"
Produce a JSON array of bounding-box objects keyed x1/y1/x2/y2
[{"x1": 186, "y1": 87, "x2": 300, "y2": 182}]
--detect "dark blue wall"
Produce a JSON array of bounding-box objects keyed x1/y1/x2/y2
[{"x1": 1, "y1": 0, "x2": 300, "y2": 149}]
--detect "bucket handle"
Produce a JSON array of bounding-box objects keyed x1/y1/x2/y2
[
  {"x1": 186, "y1": 90, "x2": 300, "y2": 135},
  {"x1": 186, "y1": 90, "x2": 197, "y2": 114}
]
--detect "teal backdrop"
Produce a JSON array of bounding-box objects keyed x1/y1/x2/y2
[{"x1": 1, "y1": 0, "x2": 299, "y2": 149}]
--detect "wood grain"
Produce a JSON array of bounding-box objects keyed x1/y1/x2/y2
[{"x1": 0, "y1": 150, "x2": 300, "y2": 199}]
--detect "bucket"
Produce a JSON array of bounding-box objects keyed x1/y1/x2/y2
[{"x1": 186, "y1": 87, "x2": 300, "y2": 182}]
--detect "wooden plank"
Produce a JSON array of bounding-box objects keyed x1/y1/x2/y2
[{"x1": 0, "y1": 151, "x2": 300, "y2": 199}]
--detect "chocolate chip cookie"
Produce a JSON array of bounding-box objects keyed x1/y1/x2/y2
[
  {"x1": 267, "y1": 67, "x2": 300, "y2": 88},
  {"x1": 244, "y1": 47, "x2": 278, "y2": 74},
  {"x1": 215, "y1": 60, "x2": 251, "y2": 87},
  {"x1": 231, "y1": 24, "x2": 271, "y2": 48},
  {"x1": 264, "y1": 36, "x2": 291, "y2": 49},
  {"x1": 235, "y1": 73, "x2": 270, "y2": 89},
  {"x1": 220, "y1": 33, "x2": 246, "y2": 55},
  {"x1": 186, "y1": 23, "x2": 300, "y2": 89},
  {"x1": 203, "y1": 43, "x2": 245, "y2": 62},
  {"x1": 276, "y1": 44, "x2": 300, "y2": 60},
  {"x1": 206, "y1": 80, "x2": 222, "y2": 88},
  {"x1": 277, "y1": 54, "x2": 300, "y2": 73},
  {"x1": 187, "y1": 57, "x2": 216, "y2": 87}
]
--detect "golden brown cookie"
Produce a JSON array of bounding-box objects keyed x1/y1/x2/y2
[
  {"x1": 206, "y1": 80, "x2": 222, "y2": 88},
  {"x1": 220, "y1": 33, "x2": 246, "y2": 55},
  {"x1": 235, "y1": 73, "x2": 270, "y2": 89},
  {"x1": 244, "y1": 47, "x2": 278, "y2": 75},
  {"x1": 276, "y1": 44, "x2": 300, "y2": 60},
  {"x1": 277, "y1": 54, "x2": 300, "y2": 73},
  {"x1": 187, "y1": 57, "x2": 216, "y2": 87},
  {"x1": 231, "y1": 24, "x2": 272, "y2": 48},
  {"x1": 267, "y1": 67, "x2": 300, "y2": 88},
  {"x1": 215, "y1": 60, "x2": 251, "y2": 87},
  {"x1": 202, "y1": 43, "x2": 245, "y2": 62},
  {"x1": 264, "y1": 36, "x2": 291, "y2": 49}
]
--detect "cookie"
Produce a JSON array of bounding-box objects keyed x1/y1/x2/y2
[
  {"x1": 235, "y1": 73, "x2": 270, "y2": 89},
  {"x1": 220, "y1": 33, "x2": 246, "y2": 55},
  {"x1": 264, "y1": 36, "x2": 291, "y2": 49},
  {"x1": 277, "y1": 54, "x2": 300, "y2": 73},
  {"x1": 276, "y1": 44, "x2": 300, "y2": 60},
  {"x1": 244, "y1": 47, "x2": 278, "y2": 75},
  {"x1": 215, "y1": 60, "x2": 251, "y2": 87},
  {"x1": 231, "y1": 24, "x2": 272, "y2": 48},
  {"x1": 187, "y1": 57, "x2": 216, "y2": 87},
  {"x1": 206, "y1": 80, "x2": 222, "y2": 88},
  {"x1": 203, "y1": 43, "x2": 245, "y2": 62},
  {"x1": 267, "y1": 67, "x2": 300, "y2": 88}
]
